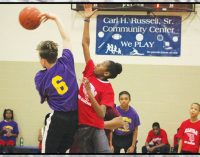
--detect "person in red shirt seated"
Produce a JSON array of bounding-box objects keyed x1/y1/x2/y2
[
  {"x1": 142, "y1": 122, "x2": 170, "y2": 153},
  {"x1": 173, "y1": 128, "x2": 179, "y2": 153},
  {"x1": 177, "y1": 103, "x2": 200, "y2": 154}
]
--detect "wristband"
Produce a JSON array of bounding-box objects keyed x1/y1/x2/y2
[{"x1": 84, "y1": 18, "x2": 90, "y2": 22}]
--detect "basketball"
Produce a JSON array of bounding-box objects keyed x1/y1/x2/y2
[{"x1": 19, "y1": 7, "x2": 41, "y2": 30}]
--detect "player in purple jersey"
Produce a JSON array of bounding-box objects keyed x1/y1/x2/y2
[
  {"x1": 34, "y1": 13, "x2": 78, "y2": 153},
  {"x1": 112, "y1": 91, "x2": 140, "y2": 153},
  {"x1": 0, "y1": 109, "x2": 19, "y2": 153}
]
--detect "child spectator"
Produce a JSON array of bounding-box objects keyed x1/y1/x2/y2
[
  {"x1": 142, "y1": 122, "x2": 170, "y2": 153},
  {"x1": 177, "y1": 103, "x2": 200, "y2": 153},
  {"x1": 112, "y1": 91, "x2": 140, "y2": 153},
  {"x1": 173, "y1": 128, "x2": 179, "y2": 153},
  {"x1": 0, "y1": 109, "x2": 19, "y2": 153}
]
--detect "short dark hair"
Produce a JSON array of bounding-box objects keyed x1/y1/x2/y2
[
  {"x1": 3, "y1": 109, "x2": 14, "y2": 120},
  {"x1": 37, "y1": 40, "x2": 58, "y2": 64},
  {"x1": 152, "y1": 122, "x2": 160, "y2": 128},
  {"x1": 192, "y1": 102, "x2": 200, "y2": 111},
  {"x1": 107, "y1": 61, "x2": 122, "y2": 79},
  {"x1": 119, "y1": 91, "x2": 131, "y2": 100}
]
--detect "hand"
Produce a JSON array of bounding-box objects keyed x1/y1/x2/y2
[
  {"x1": 6, "y1": 132, "x2": 12, "y2": 137},
  {"x1": 3, "y1": 126, "x2": 7, "y2": 130},
  {"x1": 148, "y1": 146, "x2": 155, "y2": 152},
  {"x1": 109, "y1": 145, "x2": 114, "y2": 153},
  {"x1": 39, "y1": 13, "x2": 57, "y2": 23},
  {"x1": 82, "y1": 77, "x2": 91, "y2": 94},
  {"x1": 127, "y1": 145, "x2": 135, "y2": 153},
  {"x1": 83, "y1": 4, "x2": 98, "y2": 19},
  {"x1": 123, "y1": 121, "x2": 129, "y2": 130}
]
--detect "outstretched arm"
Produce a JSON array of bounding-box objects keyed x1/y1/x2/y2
[
  {"x1": 82, "y1": 4, "x2": 97, "y2": 63},
  {"x1": 40, "y1": 13, "x2": 71, "y2": 50}
]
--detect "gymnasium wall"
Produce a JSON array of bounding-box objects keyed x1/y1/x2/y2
[{"x1": 0, "y1": 4, "x2": 200, "y2": 153}]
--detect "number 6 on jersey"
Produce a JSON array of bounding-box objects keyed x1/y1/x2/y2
[{"x1": 52, "y1": 75, "x2": 68, "y2": 95}]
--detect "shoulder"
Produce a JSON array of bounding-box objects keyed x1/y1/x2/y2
[
  {"x1": 116, "y1": 105, "x2": 121, "y2": 110},
  {"x1": 181, "y1": 119, "x2": 190, "y2": 126},
  {"x1": 148, "y1": 130, "x2": 153, "y2": 135},
  {"x1": 35, "y1": 70, "x2": 46, "y2": 79},
  {"x1": 62, "y1": 49, "x2": 73, "y2": 57},
  {"x1": 129, "y1": 106, "x2": 137, "y2": 113},
  {"x1": 11, "y1": 121, "x2": 18, "y2": 125},
  {"x1": 160, "y1": 128, "x2": 167, "y2": 134}
]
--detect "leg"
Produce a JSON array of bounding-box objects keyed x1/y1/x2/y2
[
  {"x1": 42, "y1": 112, "x2": 64, "y2": 153},
  {"x1": 93, "y1": 129, "x2": 111, "y2": 153},
  {"x1": 70, "y1": 126, "x2": 95, "y2": 153},
  {"x1": 0, "y1": 140, "x2": 6, "y2": 153},
  {"x1": 57, "y1": 112, "x2": 78, "y2": 153},
  {"x1": 142, "y1": 145, "x2": 148, "y2": 153},
  {"x1": 6, "y1": 140, "x2": 15, "y2": 153},
  {"x1": 113, "y1": 146, "x2": 121, "y2": 153},
  {"x1": 159, "y1": 144, "x2": 170, "y2": 153}
]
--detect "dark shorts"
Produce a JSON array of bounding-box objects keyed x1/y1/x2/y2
[
  {"x1": 112, "y1": 132, "x2": 133, "y2": 148},
  {"x1": 42, "y1": 110, "x2": 78, "y2": 153},
  {"x1": 70, "y1": 125, "x2": 111, "y2": 153}
]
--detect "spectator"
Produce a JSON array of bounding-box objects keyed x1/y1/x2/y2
[
  {"x1": 177, "y1": 103, "x2": 200, "y2": 153},
  {"x1": 142, "y1": 122, "x2": 170, "y2": 153},
  {"x1": 0, "y1": 109, "x2": 19, "y2": 153},
  {"x1": 173, "y1": 128, "x2": 179, "y2": 153},
  {"x1": 112, "y1": 91, "x2": 140, "y2": 153}
]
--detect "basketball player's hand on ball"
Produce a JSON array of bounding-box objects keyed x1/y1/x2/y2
[
  {"x1": 83, "y1": 4, "x2": 98, "y2": 19},
  {"x1": 39, "y1": 13, "x2": 57, "y2": 23}
]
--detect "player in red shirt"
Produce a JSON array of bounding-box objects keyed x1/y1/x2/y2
[
  {"x1": 70, "y1": 4, "x2": 122, "y2": 153},
  {"x1": 142, "y1": 122, "x2": 170, "y2": 153},
  {"x1": 177, "y1": 103, "x2": 200, "y2": 153}
]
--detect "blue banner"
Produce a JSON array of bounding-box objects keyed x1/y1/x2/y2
[{"x1": 96, "y1": 15, "x2": 181, "y2": 57}]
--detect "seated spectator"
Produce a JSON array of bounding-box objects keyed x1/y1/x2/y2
[
  {"x1": 38, "y1": 113, "x2": 51, "y2": 153},
  {"x1": 142, "y1": 122, "x2": 170, "y2": 153},
  {"x1": 0, "y1": 109, "x2": 19, "y2": 153},
  {"x1": 173, "y1": 128, "x2": 179, "y2": 153},
  {"x1": 112, "y1": 91, "x2": 140, "y2": 153}
]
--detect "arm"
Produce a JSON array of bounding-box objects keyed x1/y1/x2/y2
[
  {"x1": 40, "y1": 13, "x2": 70, "y2": 49},
  {"x1": 108, "y1": 131, "x2": 114, "y2": 152},
  {"x1": 83, "y1": 77, "x2": 106, "y2": 119},
  {"x1": 198, "y1": 145, "x2": 200, "y2": 153},
  {"x1": 178, "y1": 139, "x2": 182, "y2": 153},
  {"x1": 127, "y1": 127, "x2": 138, "y2": 153},
  {"x1": 104, "y1": 116, "x2": 124, "y2": 130},
  {"x1": 82, "y1": 4, "x2": 97, "y2": 63},
  {"x1": 38, "y1": 128, "x2": 43, "y2": 142}
]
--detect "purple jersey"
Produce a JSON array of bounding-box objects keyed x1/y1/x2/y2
[
  {"x1": 35, "y1": 49, "x2": 78, "y2": 111},
  {"x1": 114, "y1": 105, "x2": 140, "y2": 136},
  {"x1": 0, "y1": 120, "x2": 19, "y2": 143}
]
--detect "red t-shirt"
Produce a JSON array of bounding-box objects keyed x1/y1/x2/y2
[
  {"x1": 78, "y1": 59, "x2": 114, "y2": 129},
  {"x1": 177, "y1": 119, "x2": 200, "y2": 153},
  {"x1": 146, "y1": 128, "x2": 169, "y2": 145}
]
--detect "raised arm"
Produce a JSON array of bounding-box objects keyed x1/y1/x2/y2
[
  {"x1": 82, "y1": 4, "x2": 97, "y2": 63},
  {"x1": 40, "y1": 13, "x2": 71, "y2": 49}
]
